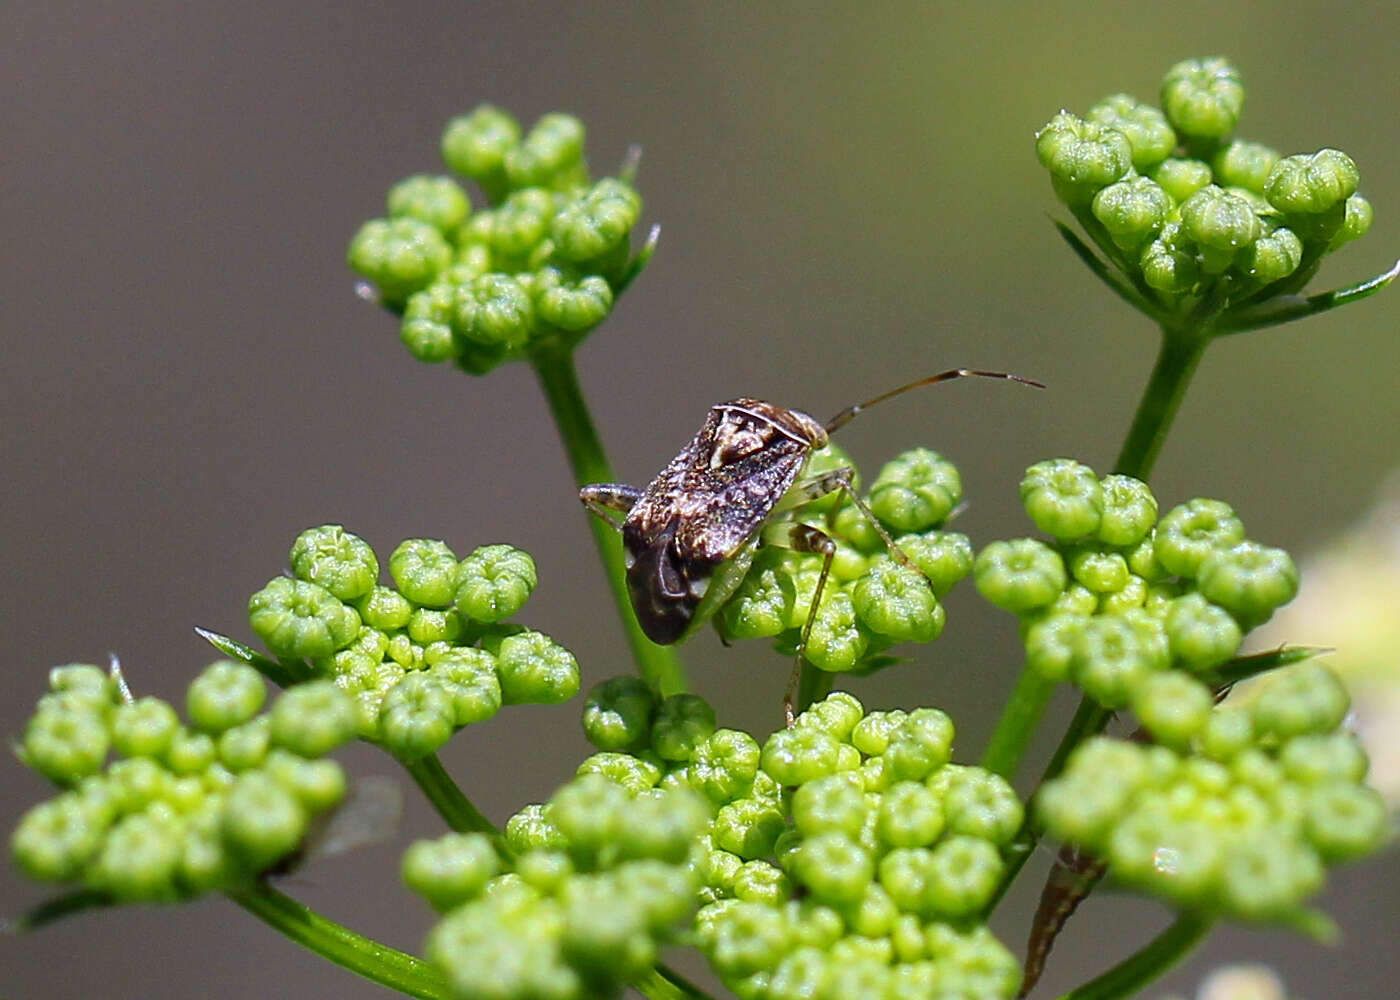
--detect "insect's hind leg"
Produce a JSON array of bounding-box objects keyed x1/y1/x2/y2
[
  {"x1": 759, "y1": 519, "x2": 840, "y2": 726},
  {"x1": 578, "y1": 483, "x2": 644, "y2": 531},
  {"x1": 779, "y1": 467, "x2": 928, "y2": 579}
]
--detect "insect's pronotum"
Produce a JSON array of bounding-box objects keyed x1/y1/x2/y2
[{"x1": 580, "y1": 369, "x2": 1043, "y2": 721}]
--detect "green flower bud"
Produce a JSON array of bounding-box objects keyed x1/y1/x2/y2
[
  {"x1": 450, "y1": 272, "x2": 535, "y2": 350},
  {"x1": 387, "y1": 538, "x2": 458, "y2": 608},
  {"x1": 1092, "y1": 176, "x2": 1173, "y2": 251},
  {"x1": 1086, "y1": 94, "x2": 1176, "y2": 172},
  {"x1": 1212, "y1": 140, "x2": 1281, "y2": 194},
  {"x1": 1196, "y1": 541, "x2": 1297, "y2": 627},
  {"x1": 441, "y1": 105, "x2": 521, "y2": 184},
  {"x1": 504, "y1": 803, "x2": 567, "y2": 854},
  {"x1": 690, "y1": 729, "x2": 762, "y2": 804},
  {"x1": 762, "y1": 727, "x2": 842, "y2": 786},
  {"x1": 1249, "y1": 662, "x2": 1350, "y2": 740},
  {"x1": 531, "y1": 267, "x2": 614, "y2": 332},
  {"x1": 485, "y1": 187, "x2": 555, "y2": 259},
  {"x1": 802, "y1": 588, "x2": 869, "y2": 672},
  {"x1": 794, "y1": 691, "x2": 864, "y2": 743},
  {"x1": 875, "y1": 780, "x2": 945, "y2": 849},
  {"x1": 1067, "y1": 547, "x2": 1130, "y2": 594},
  {"x1": 884, "y1": 708, "x2": 955, "y2": 782},
  {"x1": 1154, "y1": 498, "x2": 1246, "y2": 578},
  {"x1": 893, "y1": 530, "x2": 973, "y2": 598},
  {"x1": 110, "y1": 697, "x2": 179, "y2": 759},
  {"x1": 289, "y1": 525, "x2": 379, "y2": 602},
  {"x1": 1131, "y1": 672, "x2": 1214, "y2": 749},
  {"x1": 267, "y1": 680, "x2": 357, "y2": 758},
  {"x1": 1265, "y1": 149, "x2": 1360, "y2": 215},
  {"x1": 162, "y1": 728, "x2": 216, "y2": 776},
  {"x1": 1150, "y1": 158, "x2": 1213, "y2": 204},
  {"x1": 974, "y1": 538, "x2": 1068, "y2": 615},
  {"x1": 354, "y1": 586, "x2": 413, "y2": 633},
  {"x1": 48, "y1": 664, "x2": 112, "y2": 697},
  {"x1": 791, "y1": 772, "x2": 867, "y2": 839},
  {"x1": 506, "y1": 113, "x2": 586, "y2": 190},
  {"x1": 1180, "y1": 185, "x2": 1261, "y2": 254},
  {"x1": 346, "y1": 217, "x2": 451, "y2": 305},
  {"x1": 1164, "y1": 592, "x2": 1242, "y2": 671},
  {"x1": 1198, "y1": 706, "x2": 1254, "y2": 761},
  {"x1": 1070, "y1": 615, "x2": 1163, "y2": 708},
  {"x1": 1095, "y1": 475, "x2": 1157, "y2": 547},
  {"x1": 404, "y1": 607, "x2": 463, "y2": 646},
  {"x1": 1328, "y1": 194, "x2": 1373, "y2": 250},
  {"x1": 378, "y1": 674, "x2": 455, "y2": 759},
  {"x1": 248, "y1": 577, "x2": 361, "y2": 660},
  {"x1": 1024, "y1": 611, "x2": 1088, "y2": 682},
  {"x1": 217, "y1": 716, "x2": 272, "y2": 772},
  {"x1": 1304, "y1": 782, "x2": 1389, "y2": 863},
  {"x1": 495, "y1": 630, "x2": 580, "y2": 705},
  {"x1": 220, "y1": 772, "x2": 309, "y2": 874},
  {"x1": 88, "y1": 812, "x2": 180, "y2": 901},
  {"x1": 22, "y1": 705, "x2": 111, "y2": 782},
  {"x1": 387, "y1": 175, "x2": 471, "y2": 235},
  {"x1": 869, "y1": 448, "x2": 960, "y2": 532},
  {"x1": 1237, "y1": 224, "x2": 1302, "y2": 283},
  {"x1": 580, "y1": 675, "x2": 655, "y2": 753},
  {"x1": 924, "y1": 835, "x2": 1003, "y2": 917},
  {"x1": 711, "y1": 796, "x2": 787, "y2": 861},
  {"x1": 1218, "y1": 837, "x2": 1323, "y2": 920},
  {"x1": 551, "y1": 178, "x2": 641, "y2": 263},
  {"x1": 731, "y1": 859, "x2": 790, "y2": 904},
  {"x1": 403, "y1": 832, "x2": 500, "y2": 911},
  {"x1": 721, "y1": 551, "x2": 797, "y2": 639},
  {"x1": 1279, "y1": 731, "x2": 1368, "y2": 786},
  {"x1": 547, "y1": 773, "x2": 629, "y2": 858},
  {"x1": 1035, "y1": 112, "x2": 1134, "y2": 206},
  {"x1": 451, "y1": 544, "x2": 537, "y2": 626},
  {"x1": 792, "y1": 833, "x2": 873, "y2": 906},
  {"x1": 651, "y1": 693, "x2": 718, "y2": 762},
  {"x1": 10, "y1": 796, "x2": 106, "y2": 882},
  {"x1": 1140, "y1": 221, "x2": 1201, "y2": 294},
  {"x1": 852, "y1": 558, "x2": 944, "y2": 642},
  {"x1": 262, "y1": 750, "x2": 346, "y2": 812},
  {"x1": 1021, "y1": 458, "x2": 1103, "y2": 539},
  {"x1": 398, "y1": 282, "x2": 457, "y2": 363},
  {"x1": 939, "y1": 766, "x2": 1023, "y2": 846},
  {"x1": 1160, "y1": 57, "x2": 1245, "y2": 139},
  {"x1": 576, "y1": 750, "x2": 661, "y2": 792},
  {"x1": 1098, "y1": 573, "x2": 1149, "y2": 615}
]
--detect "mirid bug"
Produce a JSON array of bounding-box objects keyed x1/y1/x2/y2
[{"x1": 580, "y1": 369, "x2": 1042, "y2": 717}]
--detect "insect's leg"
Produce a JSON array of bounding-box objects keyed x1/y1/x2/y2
[
  {"x1": 759, "y1": 519, "x2": 838, "y2": 726},
  {"x1": 779, "y1": 467, "x2": 927, "y2": 579},
  {"x1": 578, "y1": 484, "x2": 644, "y2": 532}
]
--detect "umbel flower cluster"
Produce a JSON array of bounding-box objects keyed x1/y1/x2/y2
[
  {"x1": 347, "y1": 104, "x2": 651, "y2": 372},
  {"x1": 717, "y1": 444, "x2": 974, "y2": 673},
  {"x1": 247, "y1": 525, "x2": 579, "y2": 760},
  {"x1": 447, "y1": 685, "x2": 1026, "y2": 1000},
  {"x1": 1036, "y1": 57, "x2": 1372, "y2": 314},
  {"x1": 13, "y1": 661, "x2": 356, "y2": 901}
]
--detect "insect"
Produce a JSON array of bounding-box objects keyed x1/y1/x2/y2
[{"x1": 580, "y1": 369, "x2": 1043, "y2": 718}]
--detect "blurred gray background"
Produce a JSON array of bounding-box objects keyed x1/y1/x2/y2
[{"x1": 3, "y1": 3, "x2": 1397, "y2": 997}]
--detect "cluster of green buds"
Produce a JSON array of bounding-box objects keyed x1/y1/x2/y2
[
  {"x1": 975, "y1": 459, "x2": 1298, "y2": 710},
  {"x1": 12, "y1": 660, "x2": 356, "y2": 902},
  {"x1": 579, "y1": 681, "x2": 1025, "y2": 999},
  {"x1": 411, "y1": 770, "x2": 709, "y2": 998},
  {"x1": 1038, "y1": 662, "x2": 1390, "y2": 922},
  {"x1": 718, "y1": 444, "x2": 973, "y2": 673},
  {"x1": 246, "y1": 525, "x2": 577, "y2": 759},
  {"x1": 1036, "y1": 58, "x2": 1373, "y2": 321},
  {"x1": 347, "y1": 104, "x2": 653, "y2": 372}
]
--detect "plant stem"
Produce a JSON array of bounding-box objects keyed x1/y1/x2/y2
[
  {"x1": 980, "y1": 665, "x2": 1057, "y2": 780},
  {"x1": 1055, "y1": 910, "x2": 1214, "y2": 1000},
  {"x1": 228, "y1": 880, "x2": 451, "y2": 1000},
  {"x1": 1112, "y1": 328, "x2": 1208, "y2": 481},
  {"x1": 530, "y1": 342, "x2": 687, "y2": 696},
  {"x1": 402, "y1": 752, "x2": 510, "y2": 859}
]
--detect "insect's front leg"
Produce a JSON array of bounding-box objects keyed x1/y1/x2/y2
[{"x1": 578, "y1": 483, "x2": 644, "y2": 531}]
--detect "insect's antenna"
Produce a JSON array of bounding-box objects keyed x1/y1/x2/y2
[{"x1": 823, "y1": 369, "x2": 1045, "y2": 434}]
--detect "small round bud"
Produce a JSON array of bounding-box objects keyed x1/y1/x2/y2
[
  {"x1": 1238, "y1": 225, "x2": 1303, "y2": 283},
  {"x1": 1131, "y1": 672, "x2": 1214, "y2": 749},
  {"x1": 495, "y1": 630, "x2": 580, "y2": 705},
  {"x1": 1329, "y1": 194, "x2": 1374, "y2": 250},
  {"x1": 10, "y1": 796, "x2": 106, "y2": 882},
  {"x1": 1150, "y1": 158, "x2": 1213, "y2": 204},
  {"x1": 532, "y1": 267, "x2": 614, "y2": 332},
  {"x1": 884, "y1": 708, "x2": 955, "y2": 782},
  {"x1": 1180, "y1": 185, "x2": 1261, "y2": 252},
  {"x1": 1097, "y1": 475, "x2": 1158, "y2": 547},
  {"x1": 388, "y1": 538, "x2": 459, "y2": 608},
  {"x1": 346, "y1": 217, "x2": 450, "y2": 306},
  {"x1": 1212, "y1": 141, "x2": 1281, "y2": 194},
  {"x1": 1092, "y1": 176, "x2": 1173, "y2": 251},
  {"x1": 441, "y1": 105, "x2": 521, "y2": 181},
  {"x1": 1154, "y1": 499, "x2": 1246, "y2": 578},
  {"x1": 974, "y1": 538, "x2": 1068, "y2": 615},
  {"x1": 1070, "y1": 615, "x2": 1162, "y2": 708},
  {"x1": 268, "y1": 680, "x2": 357, "y2": 758},
  {"x1": 221, "y1": 772, "x2": 308, "y2": 873},
  {"x1": 1086, "y1": 94, "x2": 1176, "y2": 172},
  {"x1": 110, "y1": 697, "x2": 179, "y2": 759},
  {"x1": 289, "y1": 525, "x2": 379, "y2": 602},
  {"x1": 924, "y1": 835, "x2": 1003, "y2": 917},
  {"x1": 403, "y1": 832, "x2": 500, "y2": 911},
  {"x1": 852, "y1": 559, "x2": 944, "y2": 642},
  {"x1": 1140, "y1": 221, "x2": 1201, "y2": 295},
  {"x1": 651, "y1": 693, "x2": 718, "y2": 762},
  {"x1": 1249, "y1": 662, "x2": 1350, "y2": 740},
  {"x1": 1196, "y1": 541, "x2": 1297, "y2": 627},
  {"x1": 248, "y1": 578, "x2": 361, "y2": 660},
  {"x1": 939, "y1": 767, "x2": 1023, "y2": 846},
  {"x1": 894, "y1": 530, "x2": 973, "y2": 597},
  {"x1": 1035, "y1": 112, "x2": 1134, "y2": 206},
  {"x1": 868, "y1": 448, "x2": 961, "y2": 532},
  {"x1": 762, "y1": 727, "x2": 842, "y2": 786},
  {"x1": 582, "y1": 675, "x2": 656, "y2": 752},
  {"x1": 379, "y1": 674, "x2": 456, "y2": 759},
  {"x1": 450, "y1": 273, "x2": 535, "y2": 350},
  {"x1": 792, "y1": 833, "x2": 873, "y2": 906},
  {"x1": 387, "y1": 175, "x2": 470, "y2": 234},
  {"x1": 1164, "y1": 593, "x2": 1242, "y2": 671},
  {"x1": 551, "y1": 178, "x2": 641, "y2": 263},
  {"x1": 23, "y1": 705, "x2": 111, "y2": 782},
  {"x1": 505, "y1": 113, "x2": 585, "y2": 190},
  {"x1": 1265, "y1": 149, "x2": 1360, "y2": 215},
  {"x1": 356, "y1": 585, "x2": 414, "y2": 631},
  {"x1": 1160, "y1": 58, "x2": 1245, "y2": 140},
  {"x1": 690, "y1": 729, "x2": 762, "y2": 804},
  {"x1": 802, "y1": 588, "x2": 870, "y2": 673},
  {"x1": 1021, "y1": 459, "x2": 1103, "y2": 540},
  {"x1": 399, "y1": 281, "x2": 458, "y2": 364}
]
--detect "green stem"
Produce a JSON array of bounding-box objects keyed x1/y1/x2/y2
[
  {"x1": 985, "y1": 696, "x2": 1110, "y2": 913},
  {"x1": 979, "y1": 665, "x2": 1057, "y2": 780},
  {"x1": 529, "y1": 342, "x2": 687, "y2": 696},
  {"x1": 796, "y1": 662, "x2": 834, "y2": 717},
  {"x1": 1056, "y1": 910, "x2": 1214, "y2": 1000},
  {"x1": 1112, "y1": 328, "x2": 1209, "y2": 481},
  {"x1": 402, "y1": 752, "x2": 510, "y2": 859},
  {"x1": 228, "y1": 881, "x2": 451, "y2": 1000}
]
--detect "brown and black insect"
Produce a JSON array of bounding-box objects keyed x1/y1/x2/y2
[{"x1": 580, "y1": 369, "x2": 1042, "y2": 715}]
